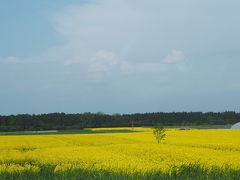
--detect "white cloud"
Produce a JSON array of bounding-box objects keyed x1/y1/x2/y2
[
  {"x1": 0, "y1": 56, "x2": 22, "y2": 65},
  {"x1": 88, "y1": 50, "x2": 120, "y2": 73},
  {"x1": 163, "y1": 50, "x2": 186, "y2": 64},
  {"x1": 0, "y1": 56, "x2": 43, "y2": 65}
]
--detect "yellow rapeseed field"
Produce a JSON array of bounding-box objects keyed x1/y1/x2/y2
[{"x1": 0, "y1": 128, "x2": 240, "y2": 175}]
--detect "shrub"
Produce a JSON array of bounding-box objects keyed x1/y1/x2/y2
[{"x1": 152, "y1": 124, "x2": 166, "y2": 144}]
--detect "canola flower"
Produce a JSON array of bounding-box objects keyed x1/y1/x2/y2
[{"x1": 0, "y1": 128, "x2": 240, "y2": 177}]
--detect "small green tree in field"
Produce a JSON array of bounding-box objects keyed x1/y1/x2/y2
[{"x1": 153, "y1": 124, "x2": 166, "y2": 144}]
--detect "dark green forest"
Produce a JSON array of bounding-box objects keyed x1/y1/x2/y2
[{"x1": 0, "y1": 111, "x2": 239, "y2": 132}]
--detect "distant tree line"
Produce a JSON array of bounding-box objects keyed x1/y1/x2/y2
[{"x1": 0, "y1": 111, "x2": 239, "y2": 132}]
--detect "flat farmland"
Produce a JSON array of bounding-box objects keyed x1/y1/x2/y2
[{"x1": 0, "y1": 128, "x2": 240, "y2": 179}]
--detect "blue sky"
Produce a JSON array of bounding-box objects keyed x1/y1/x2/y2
[{"x1": 0, "y1": 0, "x2": 240, "y2": 115}]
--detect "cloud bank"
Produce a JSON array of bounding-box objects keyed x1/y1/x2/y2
[
  {"x1": 1, "y1": 0, "x2": 189, "y2": 81},
  {"x1": 48, "y1": 0, "x2": 187, "y2": 79}
]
